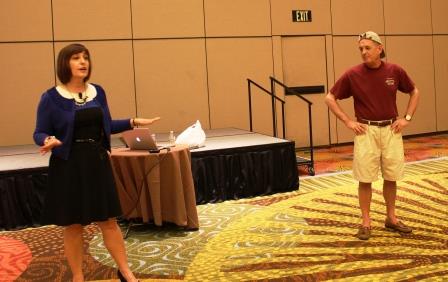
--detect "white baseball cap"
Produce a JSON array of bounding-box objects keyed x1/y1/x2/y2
[{"x1": 358, "y1": 31, "x2": 385, "y2": 58}]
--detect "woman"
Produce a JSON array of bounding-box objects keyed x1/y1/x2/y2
[{"x1": 33, "y1": 43, "x2": 157, "y2": 282}]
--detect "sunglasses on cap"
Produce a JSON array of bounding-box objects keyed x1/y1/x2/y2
[
  {"x1": 358, "y1": 32, "x2": 386, "y2": 58},
  {"x1": 359, "y1": 32, "x2": 376, "y2": 41},
  {"x1": 358, "y1": 32, "x2": 382, "y2": 44}
]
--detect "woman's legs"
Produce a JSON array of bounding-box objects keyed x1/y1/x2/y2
[
  {"x1": 97, "y1": 218, "x2": 138, "y2": 282},
  {"x1": 64, "y1": 224, "x2": 85, "y2": 282}
]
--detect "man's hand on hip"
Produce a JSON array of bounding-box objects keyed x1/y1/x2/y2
[
  {"x1": 391, "y1": 118, "x2": 409, "y2": 133},
  {"x1": 345, "y1": 120, "x2": 367, "y2": 135}
]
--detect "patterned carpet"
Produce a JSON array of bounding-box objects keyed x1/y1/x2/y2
[
  {"x1": 1, "y1": 134, "x2": 447, "y2": 281},
  {"x1": 187, "y1": 167, "x2": 448, "y2": 281}
]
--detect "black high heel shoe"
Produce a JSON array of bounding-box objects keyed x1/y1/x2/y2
[
  {"x1": 118, "y1": 269, "x2": 139, "y2": 282},
  {"x1": 117, "y1": 269, "x2": 126, "y2": 282}
]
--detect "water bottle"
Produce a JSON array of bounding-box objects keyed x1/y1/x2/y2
[
  {"x1": 169, "y1": 131, "x2": 176, "y2": 146},
  {"x1": 151, "y1": 133, "x2": 157, "y2": 144}
]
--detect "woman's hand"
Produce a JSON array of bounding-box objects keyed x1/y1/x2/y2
[
  {"x1": 133, "y1": 117, "x2": 161, "y2": 127},
  {"x1": 40, "y1": 136, "x2": 62, "y2": 155}
]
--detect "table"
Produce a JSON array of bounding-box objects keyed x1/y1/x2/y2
[{"x1": 110, "y1": 146, "x2": 199, "y2": 230}]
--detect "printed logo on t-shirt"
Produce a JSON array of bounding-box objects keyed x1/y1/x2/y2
[{"x1": 385, "y1": 77, "x2": 395, "y2": 86}]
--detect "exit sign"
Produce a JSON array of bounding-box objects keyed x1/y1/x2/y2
[{"x1": 292, "y1": 10, "x2": 312, "y2": 22}]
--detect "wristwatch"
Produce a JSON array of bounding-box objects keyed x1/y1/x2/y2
[{"x1": 404, "y1": 114, "x2": 412, "y2": 121}]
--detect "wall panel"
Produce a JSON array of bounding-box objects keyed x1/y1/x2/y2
[
  {"x1": 386, "y1": 36, "x2": 436, "y2": 134},
  {"x1": 272, "y1": 36, "x2": 286, "y2": 138},
  {"x1": 281, "y1": 36, "x2": 329, "y2": 147},
  {"x1": 0, "y1": 43, "x2": 54, "y2": 146},
  {"x1": 431, "y1": 0, "x2": 448, "y2": 34},
  {"x1": 271, "y1": 0, "x2": 331, "y2": 35},
  {"x1": 0, "y1": 0, "x2": 52, "y2": 42},
  {"x1": 433, "y1": 36, "x2": 448, "y2": 131},
  {"x1": 207, "y1": 38, "x2": 273, "y2": 132},
  {"x1": 384, "y1": 0, "x2": 432, "y2": 34},
  {"x1": 325, "y1": 35, "x2": 338, "y2": 145},
  {"x1": 204, "y1": 0, "x2": 271, "y2": 37},
  {"x1": 52, "y1": 0, "x2": 132, "y2": 40},
  {"x1": 251, "y1": 90, "x2": 277, "y2": 136},
  {"x1": 331, "y1": 0, "x2": 384, "y2": 35},
  {"x1": 132, "y1": 0, "x2": 205, "y2": 38},
  {"x1": 133, "y1": 39, "x2": 209, "y2": 133}
]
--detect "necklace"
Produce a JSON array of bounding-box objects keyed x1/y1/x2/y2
[
  {"x1": 64, "y1": 85, "x2": 88, "y2": 106},
  {"x1": 72, "y1": 91, "x2": 88, "y2": 106}
]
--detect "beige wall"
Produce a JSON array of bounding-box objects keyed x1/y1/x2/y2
[
  {"x1": 0, "y1": 0, "x2": 447, "y2": 147},
  {"x1": 282, "y1": 36, "x2": 329, "y2": 147},
  {"x1": 331, "y1": 0, "x2": 384, "y2": 35},
  {"x1": 0, "y1": 43, "x2": 54, "y2": 145},
  {"x1": 205, "y1": 0, "x2": 271, "y2": 37},
  {"x1": 207, "y1": 37, "x2": 273, "y2": 132},
  {"x1": 433, "y1": 36, "x2": 448, "y2": 131},
  {"x1": 133, "y1": 39, "x2": 210, "y2": 131},
  {"x1": 132, "y1": 0, "x2": 205, "y2": 38},
  {"x1": 386, "y1": 36, "x2": 436, "y2": 135}
]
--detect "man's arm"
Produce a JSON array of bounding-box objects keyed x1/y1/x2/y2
[
  {"x1": 391, "y1": 86, "x2": 420, "y2": 133},
  {"x1": 404, "y1": 87, "x2": 420, "y2": 118},
  {"x1": 325, "y1": 92, "x2": 367, "y2": 135}
]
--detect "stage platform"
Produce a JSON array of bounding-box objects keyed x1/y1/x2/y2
[{"x1": 0, "y1": 128, "x2": 299, "y2": 230}]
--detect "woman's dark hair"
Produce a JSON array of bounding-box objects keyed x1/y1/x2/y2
[{"x1": 57, "y1": 43, "x2": 91, "y2": 84}]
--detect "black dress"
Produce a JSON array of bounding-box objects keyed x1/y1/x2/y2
[{"x1": 41, "y1": 107, "x2": 122, "y2": 226}]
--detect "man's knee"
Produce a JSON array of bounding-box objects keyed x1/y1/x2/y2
[
  {"x1": 383, "y1": 180, "x2": 397, "y2": 189},
  {"x1": 359, "y1": 182, "x2": 372, "y2": 189}
]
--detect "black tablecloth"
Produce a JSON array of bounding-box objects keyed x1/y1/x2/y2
[
  {"x1": 0, "y1": 141, "x2": 299, "y2": 230},
  {"x1": 191, "y1": 141, "x2": 299, "y2": 203}
]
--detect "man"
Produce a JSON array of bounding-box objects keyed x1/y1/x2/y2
[{"x1": 325, "y1": 31, "x2": 420, "y2": 240}]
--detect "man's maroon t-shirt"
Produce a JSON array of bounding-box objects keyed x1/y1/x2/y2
[{"x1": 330, "y1": 61, "x2": 415, "y2": 121}]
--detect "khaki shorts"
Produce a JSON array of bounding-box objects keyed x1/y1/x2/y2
[{"x1": 353, "y1": 125, "x2": 404, "y2": 183}]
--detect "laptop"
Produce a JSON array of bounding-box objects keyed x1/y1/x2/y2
[{"x1": 122, "y1": 128, "x2": 159, "y2": 150}]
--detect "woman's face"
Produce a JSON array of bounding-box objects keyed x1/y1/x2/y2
[{"x1": 69, "y1": 51, "x2": 90, "y2": 81}]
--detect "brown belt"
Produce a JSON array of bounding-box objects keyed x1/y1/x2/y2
[{"x1": 357, "y1": 118, "x2": 396, "y2": 127}]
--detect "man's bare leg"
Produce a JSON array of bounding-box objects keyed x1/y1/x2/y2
[{"x1": 359, "y1": 182, "x2": 372, "y2": 227}]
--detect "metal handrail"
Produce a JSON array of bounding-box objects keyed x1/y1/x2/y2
[
  {"x1": 269, "y1": 76, "x2": 314, "y2": 174},
  {"x1": 270, "y1": 77, "x2": 312, "y2": 105},
  {"x1": 247, "y1": 78, "x2": 285, "y2": 138}
]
